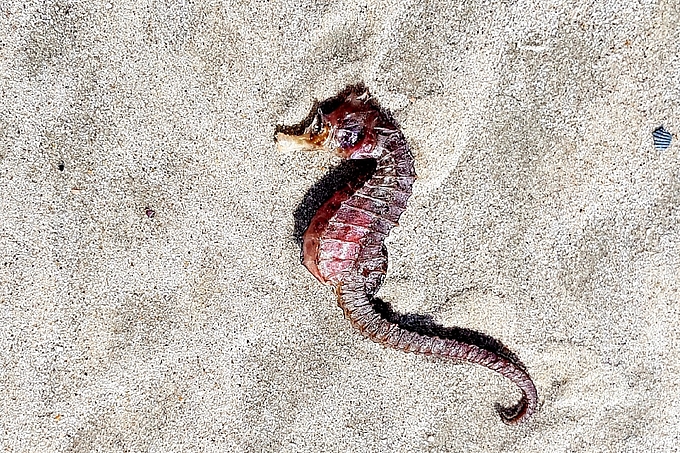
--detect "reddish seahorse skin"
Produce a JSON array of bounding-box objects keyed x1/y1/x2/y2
[
  {"x1": 299, "y1": 89, "x2": 537, "y2": 424},
  {"x1": 336, "y1": 279, "x2": 538, "y2": 424}
]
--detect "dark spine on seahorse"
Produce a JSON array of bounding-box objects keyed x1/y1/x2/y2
[{"x1": 290, "y1": 86, "x2": 537, "y2": 425}]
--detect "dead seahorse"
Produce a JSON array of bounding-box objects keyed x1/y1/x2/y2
[{"x1": 276, "y1": 86, "x2": 537, "y2": 424}]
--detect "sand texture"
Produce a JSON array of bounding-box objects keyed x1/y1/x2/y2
[{"x1": 1, "y1": 0, "x2": 679, "y2": 451}]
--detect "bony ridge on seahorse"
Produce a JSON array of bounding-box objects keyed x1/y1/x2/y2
[{"x1": 276, "y1": 85, "x2": 538, "y2": 424}]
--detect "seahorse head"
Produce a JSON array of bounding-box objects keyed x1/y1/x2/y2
[
  {"x1": 317, "y1": 91, "x2": 382, "y2": 160},
  {"x1": 276, "y1": 88, "x2": 381, "y2": 160}
]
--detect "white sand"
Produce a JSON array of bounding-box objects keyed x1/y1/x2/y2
[{"x1": 1, "y1": 0, "x2": 679, "y2": 451}]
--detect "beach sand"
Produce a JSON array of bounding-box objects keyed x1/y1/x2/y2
[{"x1": 1, "y1": 0, "x2": 679, "y2": 451}]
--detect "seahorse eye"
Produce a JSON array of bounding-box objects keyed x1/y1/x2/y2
[{"x1": 308, "y1": 114, "x2": 323, "y2": 137}]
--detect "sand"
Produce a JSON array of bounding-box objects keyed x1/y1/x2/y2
[{"x1": 1, "y1": 0, "x2": 679, "y2": 451}]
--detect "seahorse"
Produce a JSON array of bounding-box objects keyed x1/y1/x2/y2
[{"x1": 276, "y1": 86, "x2": 537, "y2": 424}]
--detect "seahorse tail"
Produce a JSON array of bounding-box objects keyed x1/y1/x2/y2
[{"x1": 336, "y1": 280, "x2": 537, "y2": 425}]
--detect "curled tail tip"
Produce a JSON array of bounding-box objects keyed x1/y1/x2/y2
[
  {"x1": 495, "y1": 400, "x2": 528, "y2": 425},
  {"x1": 495, "y1": 395, "x2": 536, "y2": 425}
]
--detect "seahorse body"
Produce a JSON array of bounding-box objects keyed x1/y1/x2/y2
[{"x1": 277, "y1": 87, "x2": 537, "y2": 424}]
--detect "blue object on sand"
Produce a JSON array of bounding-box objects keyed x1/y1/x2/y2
[{"x1": 652, "y1": 126, "x2": 672, "y2": 151}]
